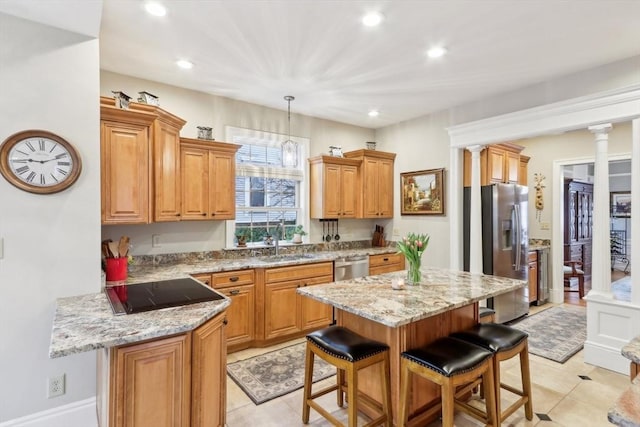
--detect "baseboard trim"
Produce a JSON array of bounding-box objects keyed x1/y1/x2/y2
[
  {"x1": 584, "y1": 341, "x2": 628, "y2": 375},
  {"x1": 0, "y1": 397, "x2": 96, "y2": 427}
]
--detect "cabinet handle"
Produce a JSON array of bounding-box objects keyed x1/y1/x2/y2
[
  {"x1": 229, "y1": 276, "x2": 239, "y2": 282},
  {"x1": 201, "y1": 213, "x2": 207, "y2": 216},
  {"x1": 223, "y1": 318, "x2": 228, "y2": 325},
  {"x1": 383, "y1": 257, "x2": 389, "y2": 262},
  {"x1": 211, "y1": 213, "x2": 216, "y2": 216},
  {"x1": 175, "y1": 213, "x2": 181, "y2": 217},
  {"x1": 229, "y1": 289, "x2": 240, "y2": 295}
]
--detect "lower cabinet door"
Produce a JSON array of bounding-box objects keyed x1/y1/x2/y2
[
  {"x1": 264, "y1": 281, "x2": 300, "y2": 340},
  {"x1": 191, "y1": 313, "x2": 227, "y2": 427},
  {"x1": 112, "y1": 334, "x2": 191, "y2": 427},
  {"x1": 219, "y1": 284, "x2": 255, "y2": 347},
  {"x1": 299, "y1": 295, "x2": 331, "y2": 331}
]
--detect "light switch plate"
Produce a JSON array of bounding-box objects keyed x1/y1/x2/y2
[
  {"x1": 152, "y1": 234, "x2": 161, "y2": 248},
  {"x1": 540, "y1": 222, "x2": 550, "y2": 230}
]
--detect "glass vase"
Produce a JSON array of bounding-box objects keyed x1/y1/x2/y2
[{"x1": 406, "y1": 258, "x2": 422, "y2": 285}]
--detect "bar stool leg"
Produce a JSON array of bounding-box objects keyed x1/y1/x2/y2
[
  {"x1": 347, "y1": 366, "x2": 358, "y2": 427},
  {"x1": 398, "y1": 358, "x2": 411, "y2": 427},
  {"x1": 483, "y1": 361, "x2": 498, "y2": 427},
  {"x1": 337, "y1": 368, "x2": 345, "y2": 407},
  {"x1": 441, "y1": 381, "x2": 455, "y2": 427},
  {"x1": 302, "y1": 345, "x2": 314, "y2": 423},
  {"x1": 380, "y1": 355, "x2": 393, "y2": 427},
  {"x1": 520, "y1": 341, "x2": 534, "y2": 420},
  {"x1": 493, "y1": 357, "x2": 502, "y2": 423}
]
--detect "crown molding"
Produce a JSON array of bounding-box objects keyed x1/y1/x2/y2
[{"x1": 447, "y1": 84, "x2": 640, "y2": 148}]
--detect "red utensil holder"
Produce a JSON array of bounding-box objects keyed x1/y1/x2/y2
[{"x1": 105, "y1": 257, "x2": 128, "y2": 283}]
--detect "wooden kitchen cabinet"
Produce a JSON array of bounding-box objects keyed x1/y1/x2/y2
[
  {"x1": 100, "y1": 103, "x2": 156, "y2": 224},
  {"x1": 191, "y1": 313, "x2": 227, "y2": 427},
  {"x1": 211, "y1": 270, "x2": 255, "y2": 352},
  {"x1": 519, "y1": 155, "x2": 530, "y2": 186},
  {"x1": 180, "y1": 138, "x2": 240, "y2": 220},
  {"x1": 344, "y1": 149, "x2": 396, "y2": 218},
  {"x1": 309, "y1": 156, "x2": 360, "y2": 219},
  {"x1": 369, "y1": 253, "x2": 405, "y2": 275},
  {"x1": 151, "y1": 109, "x2": 187, "y2": 222},
  {"x1": 259, "y1": 262, "x2": 333, "y2": 344},
  {"x1": 98, "y1": 312, "x2": 227, "y2": 427},
  {"x1": 463, "y1": 142, "x2": 526, "y2": 187},
  {"x1": 100, "y1": 97, "x2": 187, "y2": 224},
  {"x1": 528, "y1": 250, "x2": 538, "y2": 303}
]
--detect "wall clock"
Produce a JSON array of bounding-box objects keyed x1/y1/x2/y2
[{"x1": 0, "y1": 130, "x2": 82, "y2": 194}]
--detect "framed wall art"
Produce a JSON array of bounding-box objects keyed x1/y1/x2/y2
[
  {"x1": 610, "y1": 191, "x2": 631, "y2": 217},
  {"x1": 400, "y1": 168, "x2": 445, "y2": 215}
]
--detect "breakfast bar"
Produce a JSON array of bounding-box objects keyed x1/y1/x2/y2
[{"x1": 297, "y1": 266, "x2": 526, "y2": 425}]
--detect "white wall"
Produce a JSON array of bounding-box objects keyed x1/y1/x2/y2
[
  {"x1": 100, "y1": 71, "x2": 377, "y2": 253},
  {"x1": 0, "y1": 13, "x2": 100, "y2": 422}
]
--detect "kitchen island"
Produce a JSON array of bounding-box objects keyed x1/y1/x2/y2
[{"x1": 297, "y1": 266, "x2": 526, "y2": 425}]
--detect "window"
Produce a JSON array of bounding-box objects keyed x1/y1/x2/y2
[{"x1": 226, "y1": 126, "x2": 308, "y2": 246}]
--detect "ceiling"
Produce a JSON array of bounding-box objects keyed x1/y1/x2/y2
[{"x1": 7, "y1": 1, "x2": 640, "y2": 129}]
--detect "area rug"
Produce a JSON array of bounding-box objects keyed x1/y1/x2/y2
[
  {"x1": 611, "y1": 275, "x2": 632, "y2": 302},
  {"x1": 510, "y1": 305, "x2": 586, "y2": 363},
  {"x1": 227, "y1": 342, "x2": 336, "y2": 405}
]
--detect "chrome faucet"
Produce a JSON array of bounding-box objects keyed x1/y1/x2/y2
[{"x1": 274, "y1": 221, "x2": 285, "y2": 255}]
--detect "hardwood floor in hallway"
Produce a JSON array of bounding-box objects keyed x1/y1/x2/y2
[{"x1": 564, "y1": 269, "x2": 628, "y2": 306}]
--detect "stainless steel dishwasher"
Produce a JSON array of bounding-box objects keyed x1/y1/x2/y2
[{"x1": 334, "y1": 255, "x2": 369, "y2": 281}]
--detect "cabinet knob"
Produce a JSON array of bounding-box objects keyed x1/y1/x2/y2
[
  {"x1": 211, "y1": 213, "x2": 216, "y2": 216},
  {"x1": 201, "y1": 213, "x2": 207, "y2": 216},
  {"x1": 175, "y1": 213, "x2": 181, "y2": 217},
  {"x1": 229, "y1": 289, "x2": 240, "y2": 295},
  {"x1": 229, "y1": 276, "x2": 239, "y2": 282},
  {"x1": 223, "y1": 318, "x2": 228, "y2": 325},
  {"x1": 204, "y1": 280, "x2": 210, "y2": 286},
  {"x1": 297, "y1": 284, "x2": 301, "y2": 288}
]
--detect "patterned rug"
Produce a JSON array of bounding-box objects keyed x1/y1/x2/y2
[
  {"x1": 510, "y1": 305, "x2": 586, "y2": 363},
  {"x1": 227, "y1": 342, "x2": 336, "y2": 405}
]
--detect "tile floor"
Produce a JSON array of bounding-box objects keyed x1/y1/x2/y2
[{"x1": 225, "y1": 304, "x2": 630, "y2": 426}]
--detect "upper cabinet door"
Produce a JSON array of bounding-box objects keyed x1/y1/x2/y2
[
  {"x1": 154, "y1": 120, "x2": 182, "y2": 221},
  {"x1": 308, "y1": 156, "x2": 362, "y2": 219},
  {"x1": 209, "y1": 151, "x2": 236, "y2": 219},
  {"x1": 377, "y1": 158, "x2": 394, "y2": 217},
  {"x1": 343, "y1": 149, "x2": 396, "y2": 219},
  {"x1": 181, "y1": 146, "x2": 209, "y2": 220},
  {"x1": 339, "y1": 165, "x2": 358, "y2": 218},
  {"x1": 101, "y1": 121, "x2": 151, "y2": 224},
  {"x1": 487, "y1": 147, "x2": 506, "y2": 184}
]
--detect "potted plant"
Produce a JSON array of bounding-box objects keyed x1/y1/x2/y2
[
  {"x1": 235, "y1": 229, "x2": 250, "y2": 247},
  {"x1": 292, "y1": 225, "x2": 307, "y2": 244}
]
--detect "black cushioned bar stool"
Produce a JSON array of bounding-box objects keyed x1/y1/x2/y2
[
  {"x1": 450, "y1": 323, "x2": 533, "y2": 424},
  {"x1": 303, "y1": 326, "x2": 392, "y2": 427},
  {"x1": 398, "y1": 336, "x2": 497, "y2": 427}
]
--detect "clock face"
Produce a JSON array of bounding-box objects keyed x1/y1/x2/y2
[{"x1": 0, "y1": 130, "x2": 82, "y2": 194}]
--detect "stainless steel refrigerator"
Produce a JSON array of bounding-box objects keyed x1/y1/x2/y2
[{"x1": 463, "y1": 183, "x2": 529, "y2": 323}]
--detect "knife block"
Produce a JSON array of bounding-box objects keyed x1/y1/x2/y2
[{"x1": 372, "y1": 232, "x2": 386, "y2": 247}]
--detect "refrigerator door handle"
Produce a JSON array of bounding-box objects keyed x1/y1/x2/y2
[{"x1": 514, "y1": 204, "x2": 522, "y2": 271}]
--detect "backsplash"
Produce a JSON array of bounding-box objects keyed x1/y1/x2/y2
[
  {"x1": 131, "y1": 240, "x2": 394, "y2": 267},
  {"x1": 529, "y1": 238, "x2": 551, "y2": 246}
]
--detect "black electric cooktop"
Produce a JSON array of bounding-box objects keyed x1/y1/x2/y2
[{"x1": 105, "y1": 277, "x2": 225, "y2": 315}]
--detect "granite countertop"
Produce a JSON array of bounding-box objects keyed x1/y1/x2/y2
[
  {"x1": 49, "y1": 292, "x2": 230, "y2": 358},
  {"x1": 529, "y1": 244, "x2": 550, "y2": 251},
  {"x1": 622, "y1": 336, "x2": 640, "y2": 364},
  {"x1": 50, "y1": 247, "x2": 397, "y2": 358},
  {"x1": 608, "y1": 375, "x2": 640, "y2": 427},
  {"x1": 127, "y1": 247, "x2": 398, "y2": 283},
  {"x1": 297, "y1": 266, "x2": 526, "y2": 328}
]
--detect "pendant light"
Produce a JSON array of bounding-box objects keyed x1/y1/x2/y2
[{"x1": 282, "y1": 95, "x2": 297, "y2": 167}]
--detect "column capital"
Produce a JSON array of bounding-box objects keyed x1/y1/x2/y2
[
  {"x1": 466, "y1": 144, "x2": 485, "y2": 154},
  {"x1": 588, "y1": 123, "x2": 613, "y2": 135}
]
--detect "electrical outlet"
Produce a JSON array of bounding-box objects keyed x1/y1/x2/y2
[
  {"x1": 540, "y1": 222, "x2": 550, "y2": 230},
  {"x1": 152, "y1": 234, "x2": 161, "y2": 248},
  {"x1": 48, "y1": 374, "x2": 65, "y2": 398},
  {"x1": 393, "y1": 228, "x2": 399, "y2": 236}
]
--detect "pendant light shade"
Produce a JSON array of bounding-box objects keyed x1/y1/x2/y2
[{"x1": 282, "y1": 95, "x2": 297, "y2": 167}]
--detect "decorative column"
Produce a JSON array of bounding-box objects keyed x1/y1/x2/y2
[
  {"x1": 467, "y1": 145, "x2": 484, "y2": 274},
  {"x1": 632, "y1": 119, "x2": 640, "y2": 304},
  {"x1": 587, "y1": 123, "x2": 613, "y2": 297}
]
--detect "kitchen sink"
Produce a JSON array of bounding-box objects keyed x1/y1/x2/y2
[{"x1": 258, "y1": 254, "x2": 317, "y2": 263}]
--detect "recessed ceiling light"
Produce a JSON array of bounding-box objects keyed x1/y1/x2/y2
[
  {"x1": 176, "y1": 59, "x2": 193, "y2": 69},
  {"x1": 145, "y1": 2, "x2": 167, "y2": 17},
  {"x1": 427, "y1": 46, "x2": 447, "y2": 59},
  {"x1": 368, "y1": 110, "x2": 379, "y2": 117},
  {"x1": 362, "y1": 12, "x2": 384, "y2": 27}
]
